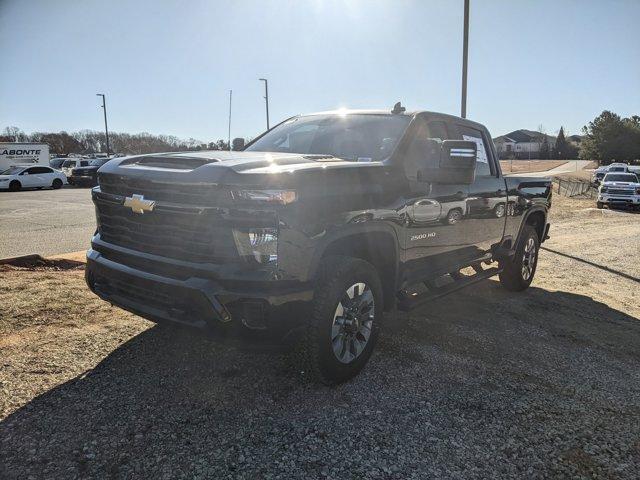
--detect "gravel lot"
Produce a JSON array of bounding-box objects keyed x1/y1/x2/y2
[
  {"x1": 1, "y1": 195, "x2": 639, "y2": 479},
  {"x1": 0, "y1": 187, "x2": 94, "y2": 259}
]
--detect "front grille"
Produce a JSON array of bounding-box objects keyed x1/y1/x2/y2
[
  {"x1": 96, "y1": 202, "x2": 239, "y2": 263},
  {"x1": 98, "y1": 173, "x2": 230, "y2": 206},
  {"x1": 607, "y1": 189, "x2": 634, "y2": 196}
]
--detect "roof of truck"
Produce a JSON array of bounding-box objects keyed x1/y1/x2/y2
[{"x1": 298, "y1": 109, "x2": 488, "y2": 130}]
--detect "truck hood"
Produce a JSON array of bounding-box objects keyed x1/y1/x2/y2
[{"x1": 98, "y1": 150, "x2": 382, "y2": 187}]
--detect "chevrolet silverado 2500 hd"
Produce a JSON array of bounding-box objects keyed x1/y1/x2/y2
[{"x1": 86, "y1": 106, "x2": 552, "y2": 384}]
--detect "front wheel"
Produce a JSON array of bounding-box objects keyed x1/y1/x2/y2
[
  {"x1": 52, "y1": 178, "x2": 63, "y2": 189},
  {"x1": 596, "y1": 201, "x2": 603, "y2": 209},
  {"x1": 9, "y1": 180, "x2": 21, "y2": 192},
  {"x1": 499, "y1": 225, "x2": 540, "y2": 292},
  {"x1": 304, "y1": 256, "x2": 383, "y2": 385}
]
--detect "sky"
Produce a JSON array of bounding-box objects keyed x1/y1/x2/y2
[{"x1": 1, "y1": 0, "x2": 638, "y2": 142}]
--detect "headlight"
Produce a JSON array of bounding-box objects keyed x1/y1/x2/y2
[
  {"x1": 232, "y1": 189, "x2": 297, "y2": 205},
  {"x1": 233, "y1": 228, "x2": 278, "y2": 264}
]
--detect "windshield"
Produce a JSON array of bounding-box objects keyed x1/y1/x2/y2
[
  {"x1": 604, "y1": 173, "x2": 638, "y2": 182},
  {"x1": 245, "y1": 114, "x2": 411, "y2": 161},
  {"x1": 1, "y1": 167, "x2": 25, "y2": 175},
  {"x1": 608, "y1": 167, "x2": 626, "y2": 172},
  {"x1": 89, "y1": 159, "x2": 108, "y2": 166}
]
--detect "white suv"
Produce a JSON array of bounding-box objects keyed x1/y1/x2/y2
[{"x1": 597, "y1": 172, "x2": 640, "y2": 210}]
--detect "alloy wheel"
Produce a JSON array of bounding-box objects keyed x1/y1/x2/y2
[
  {"x1": 521, "y1": 237, "x2": 537, "y2": 281},
  {"x1": 331, "y1": 282, "x2": 375, "y2": 364}
]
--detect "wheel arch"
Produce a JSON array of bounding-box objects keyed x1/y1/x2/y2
[
  {"x1": 309, "y1": 224, "x2": 400, "y2": 311},
  {"x1": 521, "y1": 208, "x2": 546, "y2": 244}
]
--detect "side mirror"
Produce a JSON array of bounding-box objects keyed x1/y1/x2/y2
[
  {"x1": 417, "y1": 140, "x2": 477, "y2": 185},
  {"x1": 232, "y1": 137, "x2": 245, "y2": 151}
]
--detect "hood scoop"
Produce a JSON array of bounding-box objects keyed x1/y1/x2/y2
[{"x1": 120, "y1": 155, "x2": 218, "y2": 170}]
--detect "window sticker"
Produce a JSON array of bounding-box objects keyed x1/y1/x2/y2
[{"x1": 462, "y1": 135, "x2": 488, "y2": 163}]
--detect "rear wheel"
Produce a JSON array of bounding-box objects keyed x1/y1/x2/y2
[
  {"x1": 9, "y1": 180, "x2": 21, "y2": 192},
  {"x1": 304, "y1": 255, "x2": 382, "y2": 385},
  {"x1": 499, "y1": 225, "x2": 539, "y2": 292},
  {"x1": 52, "y1": 178, "x2": 63, "y2": 189},
  {"x1": 445, "y1": 208, "x2": 463, "y2": 225}
]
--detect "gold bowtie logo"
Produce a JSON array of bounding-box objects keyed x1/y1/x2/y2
[{"x1": 123, "y1": 194, "x2": 156, "y2": 214}]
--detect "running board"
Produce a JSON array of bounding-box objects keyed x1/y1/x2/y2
[{"x1": 397, "y1": 267, "x2": 502, "y2": 312}]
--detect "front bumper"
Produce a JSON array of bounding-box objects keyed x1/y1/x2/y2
[
  {"x1": 68, "y1": 175, "x2": 95, "y2": 185},
  {"x1": 598, "y1": 193, "x2": 640, "y2": 205},
  {"x1": 85, "y1": 247, "x2": 314, "y2": 348}
]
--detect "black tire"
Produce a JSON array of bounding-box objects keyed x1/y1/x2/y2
[
  {"x1": 596, "y1": 201, "x2": 603, "y2": 209},
  {"x1": 304, "y1": 255, "x2": 383, "y2": 385},
  {"x1": 52, "y1": 178, "x2": 63, "y2": 189},
  {"x1": 444, "y1": 208, "x2": 463, "y2": 225},
  {"x1": 499, "y1": 224, "x2": 540, "y2": 292},
  {"x1": 9, "y1": 180, "x2": 21, "y2": 192},
  {"x1": 494, "y1": 203, "x2": 506, "y2": 218}
]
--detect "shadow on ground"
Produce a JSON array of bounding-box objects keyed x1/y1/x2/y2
[{"x1": 2, "y1": 283, "x2": 640, "y2": 478}]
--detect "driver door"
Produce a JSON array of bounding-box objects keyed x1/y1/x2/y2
[
  {"x1": 20, "y1": 167, "x2": 41, "y2": 187},
  {"x1": 401, "y1": 118, "x2": 471, "y2": 278}
]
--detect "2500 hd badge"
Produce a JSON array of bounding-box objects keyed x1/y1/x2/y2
[{"x1": 86, "y1": 104, "x2": 552, "y2": 384}]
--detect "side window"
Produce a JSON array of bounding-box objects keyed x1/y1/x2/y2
[
  {"x1": 403, "y1": 119, "x2": 452, "y2": 180},
  {"x1": 80, "y1": 161, "x2": 89, "y2": 167},
  {"x1": 32, "y1": 167, "x2": 51, "y2": 174},
  {"x1": 426, "y1": 121, "x2": 449, "y2": 142},
  {"x1": 455, "y1": 125, "x2": 493, "y2": 176},
  {"x1": 23, "y1": 168, "x2": 37, "y2": 175}
]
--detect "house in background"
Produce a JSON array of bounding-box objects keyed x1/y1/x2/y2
[{"x1": 493, "y1": 129, "x2": 557, "y2": 159}]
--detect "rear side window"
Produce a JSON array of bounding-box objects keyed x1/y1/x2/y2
[
  {"x1": 80, "y1": 160, "x2": 89, "y2": 167},
  {"x1": 31, "y1": 167, "x2": 51, "y2": 174},
  {"x1": 455, "y1": 125, "x2": 493, "y2": 176}
]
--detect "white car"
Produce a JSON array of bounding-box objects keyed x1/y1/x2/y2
[
  {"x1": 597, "y1": 172, "x2": 640, "y2": 210},
  {"x1": 0, "y1": 165, "x2": 67, "y2": 191}
]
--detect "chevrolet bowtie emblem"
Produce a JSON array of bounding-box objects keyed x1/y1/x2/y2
[{"x1": 123, "y1": 194, "x2": 156, "y2": 214}]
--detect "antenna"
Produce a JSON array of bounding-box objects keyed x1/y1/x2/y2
[{"x1": 391, "y1": 102, "x2": 406, "y2": 114}]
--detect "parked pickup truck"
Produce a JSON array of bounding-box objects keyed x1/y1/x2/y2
[
  {"x1": 85, "y1": 105, "x2": 552, "y2": 384},
  {"x1": 68, "y1": 158, "x2": 111, "y2": 187},
  {"x1": 596, "y1": 172, "x2": 640, "y2": 210}
]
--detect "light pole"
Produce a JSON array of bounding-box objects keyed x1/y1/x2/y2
[
  {"x1": 228, "y1": 90, "x2": 232, "y2": 151},
  {"x1": 460, "y1": 0, "x2": 469, "y2": 118},
  {"x1": 96, "y1": 93, "x2": 110, "y2": 155},
  {"x1": 259, "y1": 78, "x2": 270, "y2": 130}
]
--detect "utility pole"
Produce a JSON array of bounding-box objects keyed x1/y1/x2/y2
[
  {"x1": 228, "y1": 90, "x2": 232, "y2": 151},
  {"x1": 461, "y1": 0, "x2": 470, "y2": 118},
  {"x1": 259, "y1": 78, "x2": 270, "y2": 130},
  {"x1": 96, "y1": 94, "x2": 110, "y2": 155}
]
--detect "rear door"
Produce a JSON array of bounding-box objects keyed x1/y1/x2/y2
[
  {"x1": 36, "y1": 166, "x2": 56, "y2": 186},
  {"x1": 454, "y1": 123, "x2": 507, "y2": 254}
]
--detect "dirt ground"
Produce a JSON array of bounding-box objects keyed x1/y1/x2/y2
[
  {"x1": 499, "y1": 159, "x2": 567, "y2": 174},
  {"x1": 1, "y1": 195, "x2": 639, "y2": 478}
]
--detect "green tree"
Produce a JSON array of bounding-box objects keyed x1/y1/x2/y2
[
  {"x1": 554, "y1": 127, "x2": 568, "y2": 159},
  {"x1": 579, "y1": 111, "x2": 640, "y2": 163}
]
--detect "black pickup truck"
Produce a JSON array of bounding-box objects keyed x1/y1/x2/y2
[
  {"x1": 69, "y1": 158, "x2": 111, "y2": 187},
  {"x1": 86, "y1": 106, "x2": 552, "y2": 384}
]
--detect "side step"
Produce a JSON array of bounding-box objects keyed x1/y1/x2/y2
[{"x1": 397, "y1": 267, "x2": 502, "y2": 312}]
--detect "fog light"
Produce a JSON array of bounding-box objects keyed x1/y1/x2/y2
[{"x1": 233, "y1": 228, "x2": 278, "y2": 264}]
